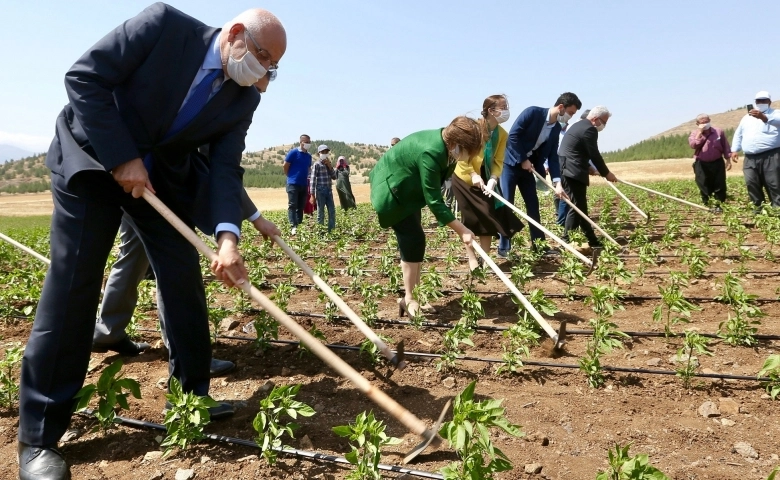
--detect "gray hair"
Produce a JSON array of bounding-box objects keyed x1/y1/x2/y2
[
  {"x1": 587, "y1": 106, "x2": 612, "y2": 120},
  {"x1": 225, "y1": 9, "x2": 284, "y2": 36},
  {"x1": 696, "y1": 113, "x2": 710, "y2": 123}
]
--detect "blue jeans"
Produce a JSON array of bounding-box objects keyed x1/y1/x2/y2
[
  {"x1": 286, "y1": 184, "x2": 308, "y2": 227},
  {"x1": 498, "y1": 163, "x2": 544, "y2": 252},
  {"x1": 315, "y1": 186, "x2": 336, "y2": 232},
  {"x1": 556, "y1": 198, "x2": 569, "y2": 226}
]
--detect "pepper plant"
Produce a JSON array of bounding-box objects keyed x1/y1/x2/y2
[
  {"x1": 439, "y1": 381, "x2": 523, "y2": 480},
  {"x1": 253, "y1": 384, "x2": 316, "y2": 464},
  {"x1": 332, "y1": 411, "x2": 402, "y2": 480},
  {"x1": 0, "y1": 342, "x2": 24, "y2": 409},
  {"x1": 437, "y1": 320, "x2": 475, "y2": 372},
  {"x1": 652, "y1": 272, "x2": 700, "y2": 336},
  {"x1": 160, "y1": 376, "x2": 219, "y2": 457},
  {"x1": 758, "y1": 354, "x2": 780, "y2": 400},
  {"x1": 595, "y1": 443, "x2": 670, "y2": 480},
  {"x1": 675, "y1": 330, "x2": 712, "y2": 389},
  {"x1": 74, "y1": 359, "x2": 141, "y2": 434}
]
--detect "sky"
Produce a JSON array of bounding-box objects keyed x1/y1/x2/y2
[{"x1": 1, "y1": 0, "x2": 779, "y2": 156}]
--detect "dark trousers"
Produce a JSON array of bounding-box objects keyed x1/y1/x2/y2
[
  {"x1": 744, "y1": 148, "x2": 780, "y2": 208},
  {"x1": 19, "y1": 171, "x2": 211, "y2": 446},
  {"x1": 286, "y1": 183, "x2": 308, "y2": 226},
  {"x1": 562, "y1": 175, "x2": 598, "y2": 244},
  {"x1": 693, "y1": 159, "x2": 727, "y2": 204},
  {"x1": 391, "y1": 210, "x2": 425, "y2": 262},
  {"x1": 498, "y1": 163, "x2": 544, "y2": 251}
]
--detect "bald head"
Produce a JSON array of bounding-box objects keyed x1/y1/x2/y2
[{"x1": 219, "y1": 9, "x2": 287, "y2": 90}]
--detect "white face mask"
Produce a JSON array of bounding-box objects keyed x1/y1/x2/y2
[
  {"x1": 226, "y1": 31, "x2": 268, "y2": 87},
  {"x1": 596, "y1": 122, "x2": 606, "y2": 132},
  {"x1": 495, "y1": 109, "x2": 510, "y2": 124},
  {"x1": 320, "y1": 153, "x2": 330, "y2": 160},
  {"x1": 756, "y1": 103, "x2": 770, "y2": 113},
  {"x1": 699, "y1": 122, "x2": 711, "y2": 130},
  {"x1": 302, "y1": 143, "x2": 312, "y2": 151},
  {"x1": 558, "y1": 110, "x2": 572, "y2": 125}
]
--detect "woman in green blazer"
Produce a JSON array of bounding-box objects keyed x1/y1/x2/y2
[{"x1": 370, "y1": 116, "x2": 483, "y2": 318}]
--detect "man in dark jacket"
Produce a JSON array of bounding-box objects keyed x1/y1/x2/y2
[
  {"x1": 558, "y1": 106, "x2": 618, "y2": 248},
  {"x1": 17, "y1": 5, "x2": 286, "y2": 479},
  {"x1": 498, "y1": 92, "x2": 581, "y2": 256}
]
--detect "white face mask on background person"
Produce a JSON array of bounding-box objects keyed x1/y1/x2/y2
[
  {"x1": 596, "y1": 122, "x2": 606, "y2": 132},
  {"x1": 699, "y1": 122, "x2": 711, "y2": 130},
  {"x1": 320, "y1": 153, "x2": 330, "y2": 160},
  {"x1": 495, "y1": 109, "x2": 510, "y2": 124},
  {"x1": 226, "y1": 31, "x2": 268, "y2": 87},
  {"x1": 756, "y1": 103, "x2": 770, "y2": 113},
  {"x1": 302, "y1": 143, "x2": 312, "y2": 151}
]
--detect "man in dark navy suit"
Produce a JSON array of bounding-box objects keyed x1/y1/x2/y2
[
  {"x1": 17, "y1": 4, "x2": 286, "y2": 479},
  {"x1": 497, "y1": 93, "x2": 581, "y2": 257}
]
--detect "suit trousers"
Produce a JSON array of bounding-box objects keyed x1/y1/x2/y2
[
  {"x1": 498, "y1": 163, "x2": 544, "y2": 252},
  {"x1": 562, "y1": 175, "x2": 598, "y2": 244},
  {"x1": 93, "y1": 215, "x2": 170, "y2": 348},
  {"x1": 692, "y1": 159, "x2": 727, "y2": 204},
  {"x1": 19, "y1": 171, "x2": 211, "y2": 446},
  {"x1": 743, "y1": 149, "x2": 780, "y2": 208}
]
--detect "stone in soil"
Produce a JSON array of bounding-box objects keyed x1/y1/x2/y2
[
  {"x1": 175, "y1": 468, "x2": 195, "y2": 480},
  {"x1": 646, "y1": 358, "x2": 661, "y2": 367},
  {"x1": 733, "y1": 442, "x2": 759, "y2": 459},
  {"x1": 698, "y1": 401, "x2": 720, "y2": 418},
  {"x1": 220, "y1": 317, "x2": 239, "y2": 331},
  {"x1": 299, "y1": 434, "x2": 314, "y2": 450},
  {"x1": 143, "y1": 451, "x2": 163, "y2": 462},
  {"x1": 59, "y1": 428, "x2": 80, "y2": 443},
  {"x1": 149, "y1": 471, "x2": 163, "y2": 480},
  {"x1": 442, "y1": 376, "x2": 456, "y2": 388},
  {"x1": 668, "y1": 353, "x2": 698, "y2": 367},
  {"x1": 720, "y1": 419, "x2": 736, "y2": 427},
  {"x1": 524, "y1": 463, "x2": 543, "y2": 474},
  {"x1": 719, "y1": 397, "x2": 740, "y2": 415}
]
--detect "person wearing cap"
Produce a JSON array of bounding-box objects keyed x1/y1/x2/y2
[
  {"x1": 689, "y1": 113, "x2": 733, "y2": 210},
  {"x1": 310, "y1": 144, "x2": 338, "y2": 232},
  {"x1": 390, "y1": 137, "x2": 401, "y2": 147},
  {"x1": 732, "y1": 91, "x2": 780, "y2": 209},
  {"x1": 335, "y1": 155, "x2": 356, "y2": 210},
  {"x1": 284, "y1": 134, "x2": 313, "y2": 235}
]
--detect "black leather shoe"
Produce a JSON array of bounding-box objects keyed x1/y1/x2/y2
[
  {"x1": 209, "y1": 359, "x2": 235, "y2": 377},
  {"x1": 18, "y1": 442, "x2": 70, "y2": 480},
  {"x1": 91, "y1": 337, "x2": 151, "y2": 356},
  {"x1": 163, "y1": 400, "x2": 235, "y2": 421}
]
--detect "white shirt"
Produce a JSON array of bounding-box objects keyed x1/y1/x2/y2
[{"x1": 731, "y1": 108, "x2": 780, "y2": 155}]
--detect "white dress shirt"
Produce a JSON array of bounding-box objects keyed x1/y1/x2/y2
[{"x1": 731, "y1": 108, "x2": 780, "y2": 155}]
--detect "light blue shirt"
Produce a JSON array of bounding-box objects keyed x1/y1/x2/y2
[
  {"x1": 186, "y1": 33, "x2": 259, "y2": 238},
  {"x1": 731, "y1": 108, "x2": 780, "y2": 155}
]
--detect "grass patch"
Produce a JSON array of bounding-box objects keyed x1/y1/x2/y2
[{"x1": 0, "y1": 215, "x2": 52, "y2": 231}]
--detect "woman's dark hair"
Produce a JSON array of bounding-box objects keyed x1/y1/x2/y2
[{"x1": 480, "y1": 94, "x2": 507, "y2": 118}]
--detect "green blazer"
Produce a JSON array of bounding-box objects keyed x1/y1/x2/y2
[{"x1": 370, "y1": 129, "x2": 456, "y2": 228}]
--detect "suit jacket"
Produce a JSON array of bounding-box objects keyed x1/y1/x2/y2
[
  {"x1": 46, "y1": 2, "x2": 260, "y2": 231},
  {"x1": 558, "y1": 119, "x2": 610, "y2": 185},
  {"x1": 505, "y1": 106, "x2": 562, "y2": 179},
  {"x1": 369, "y1": 129, "x2": 456, "y2": 228}
]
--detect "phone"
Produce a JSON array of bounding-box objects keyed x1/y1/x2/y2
[{"x1": 747, "y1": 104, "x2": 754, "y2": 112}]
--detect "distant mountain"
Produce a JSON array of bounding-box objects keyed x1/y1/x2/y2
[
  {"x1": 651, "y1": 100, "x2": 780, "y2": 139},
  {"x1": 0, "y1": 144, "x2": 34, "y2": 163}
]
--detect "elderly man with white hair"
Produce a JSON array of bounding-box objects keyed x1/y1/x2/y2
[
  {"x1": 689, "y1": 113, "x2": 733, "y2": 210},
  {"x1": 17, "y1": 4, "x2": 286, "y2": 479},
  {"x1": 732, "y1": 91, "x2": 780, "y2": 209},
  {"x1": 558, "y1": 106, "x2": 618, "y2": 248}
]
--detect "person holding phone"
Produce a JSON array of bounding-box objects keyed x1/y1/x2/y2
[
  {"x1": 731, "y1": 91, "x2": 780, "y2": 209},
  {"x1": 689, "y1": 113, "x2": 733, "y2": 210}
]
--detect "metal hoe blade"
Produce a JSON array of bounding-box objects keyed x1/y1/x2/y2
[{"x1": 403, "y1": 399, "x2": 451, "y2": 464}]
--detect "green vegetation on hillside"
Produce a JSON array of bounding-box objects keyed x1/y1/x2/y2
[{"x1": 604, "y1": 128, "x2": 735, "y2": 163}]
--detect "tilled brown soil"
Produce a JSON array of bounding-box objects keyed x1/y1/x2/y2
[{"x1": 2, "y1": 213, "x2": 780, "y2": 480}]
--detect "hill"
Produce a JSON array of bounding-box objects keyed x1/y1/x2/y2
[
  {"x1": 604, "y1": 100, "x2": 780, "y2": 163},
  {"x1": 0, "y1": 141, "x2": 388, "y2": 194},
  {"x1": 0, "y1": 145, "x2": 34, "y2": 163}
]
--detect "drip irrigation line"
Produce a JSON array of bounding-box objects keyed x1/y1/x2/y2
[
  {"x1": 208, "y1": 336, "x2": 773, "y2": 383},
  {"x1": 78, "y1": 411, "x2": 443, "y2": 479}
]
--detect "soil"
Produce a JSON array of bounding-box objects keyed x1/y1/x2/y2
[{"x1": 2, "y1": 190, "x2": 780, "y2": 480}]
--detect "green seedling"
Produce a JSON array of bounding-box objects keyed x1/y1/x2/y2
[
  {"x1": 253, "y1": 384, "x2": 315, "y2": 464},
  {"x1": 436, "y1": 320, "x2": 474, "y2": 372},
  {"x1": 74, "y1": 359, "x2": 141, "y2": 434},
  {"x1": 439, "y1": 381, "x2": 523, "y2": 480},
  {"x1": 0, "y1": 342, "x2": 24, "y2": 409},
  {"x1": 652, "y1": 275, "x2": 700, "y2": 337},
  {"x1": 595, "y1": 443, "x2": 670, "y2": 480},
  {"x1": 297, "y1": 324, "x2": 327, "y2": 358},
  {"x1": 359, "y1": 334, "x2": 392, "y2": 367},
  {"x1": 758, "y1": 354, "x2": 780, "y2": 400},
  {"x1": 161, "y1": 376, "x2": 219, "y2": 457},
  {"x1": 675, "y1": 330, "x2": 712, "y2": 389},
  {"x1": 333, "y1": 411, "x2": 402, "y2": 480}
]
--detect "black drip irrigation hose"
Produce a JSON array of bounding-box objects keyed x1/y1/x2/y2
[
  {"x1": 78, "y1": 411, "x2": 444, "y2": 480},
  {"x1": 278, "y1": 311, "x2": 780, "y2": 341},
  {"x1": 213, "y1": 336, "x2": 773, "y2": 384}
]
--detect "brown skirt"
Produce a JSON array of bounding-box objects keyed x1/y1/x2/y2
[{"x1": 452, "y1": 175, "x2": 524, "y2": 238}]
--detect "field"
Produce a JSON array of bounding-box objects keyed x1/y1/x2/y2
[{"x1": 1, "y1": 172, "x2": 780, "y2": 480}]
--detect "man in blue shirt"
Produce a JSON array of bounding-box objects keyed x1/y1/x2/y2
[
  {"x1": 284, "y1": 134, "x2": 313, "y2": 233},
  {"x1": 732, "y1": 91, "x2": 780, "y2": 209},
  {"x1": 498, "y1": 92, "x2": 581, "y2": 257}
]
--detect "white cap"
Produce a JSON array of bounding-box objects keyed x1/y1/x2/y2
[
  {"x1": 755, "y1": 90, "x2": 771, "y2": 100},
  {"x1": 317, "y1": 144, "x2": 330, "y2": 153}
]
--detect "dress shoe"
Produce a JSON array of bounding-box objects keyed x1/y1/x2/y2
[
  {"x1": 18, "y1": 442, "x2": 70, "y2": 480},
  {"x1": 209, "y1": 359, "x2": 235, "y2": 377},
  {"x1": 397, "y1": 298, "x2": 421, "y2": 318},
  {"x1": 91, "y1": 337, "x2": 151, "y2": 356},
  {"x1": 163, "y1": 400, "x2": 235, "y2": 420}
]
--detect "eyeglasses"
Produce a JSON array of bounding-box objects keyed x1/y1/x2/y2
[{"x1": 245, "y1": 30, "x2": 279, "y2": 81}]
